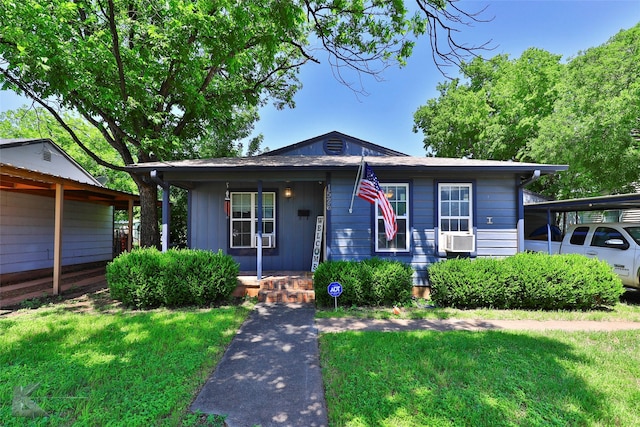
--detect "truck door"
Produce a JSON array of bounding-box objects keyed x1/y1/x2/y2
[
  {"x1": 566, "y1": 226, "x2": 590, "y2": 255},
  {"x1": 586, "y1": 226, "x2": 631, "y2": 281}
]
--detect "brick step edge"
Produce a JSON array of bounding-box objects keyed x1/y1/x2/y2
[
  {"x1": 260, "y1": 281, "x2": 315, "y2": 291},
  {"x1": 258, "y1": 289, "x2": 315, "y2": 304}
]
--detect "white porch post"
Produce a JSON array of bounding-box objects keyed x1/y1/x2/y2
[
  {"x1": 161, "y1": 185, "x2": 170, "y2": 252},
  {"x1": 127, "y1": 198, "x2": 134, "y2": 251},
  {"x1": 53, "y1": 183, "x2": 64, "y2": 295},
  {"x1": 256, "y1": 180, "x2": 263, "y2": 280}
]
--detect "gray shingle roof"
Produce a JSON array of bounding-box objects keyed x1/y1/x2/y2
[{"x1": 127, "y1": 155, "x2": 566, "y2": 175}]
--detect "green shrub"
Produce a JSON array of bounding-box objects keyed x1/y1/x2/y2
[
  {"x1": 314, "y1": 258, "x2": 413, "y2": 307},
  {"x1": 106, "y1": 248, "x2": 239, "y2": 309},
  {"x1": 428, "y1": 252, "x2": 624, "y2": 310}
]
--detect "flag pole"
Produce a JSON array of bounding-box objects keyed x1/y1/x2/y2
[{"x1": 348, "y1": 153, "x2": 365, "y2": 213}]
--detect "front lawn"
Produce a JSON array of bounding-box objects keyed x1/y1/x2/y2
[
  {"x1": 320, "y1": 329, "x2": 640, "y2": 426},
  {"x1": 316, "y1": 291, "x2": 640, "y2": 322},
  {"x1": 0, "y1": 293, "x2": 250, "y2": 426}
]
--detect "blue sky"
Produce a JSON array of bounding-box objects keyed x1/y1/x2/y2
[{"x1": 1, "y1": 1, "x2": 639, "y2": 157}]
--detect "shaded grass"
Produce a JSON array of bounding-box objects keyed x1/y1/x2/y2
[
  {"x1": 0, "y1": 302, "x2": 251, "y2": 426},
  {"x1": 316, "y1": 291, "x2": 640, "y2": 322},
  {"x1": 320, "y1": 329, "x2": 640, "y2": 426}
]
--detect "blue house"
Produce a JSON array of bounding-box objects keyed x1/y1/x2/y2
[{"x1": 131, "y1": 131, "x2": 566, "y2": 287}]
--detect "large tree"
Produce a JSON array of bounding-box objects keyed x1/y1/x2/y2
[
  {"x1": 529, "y1": 24, "x2": 640, "y2": 198},
  {"x1": 413, "y1": 47, "x2": 562, "y2": 161},
  {"x1": 0, "y1": 0, "x2": 484, "y2": 247},
  {"x1": 414, "y1": 24, "x2": 640, "y2": 198}
]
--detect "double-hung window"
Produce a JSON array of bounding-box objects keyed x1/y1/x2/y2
[
  {"x1": 230, "y1": 192, "x2": 275, "y2": 248},
  {"x1": 376, "y1": 183, "x2": 410, "y2": 252},
  {"x1": 438, "y1": 183, "x2": 472, "y2": 232}
]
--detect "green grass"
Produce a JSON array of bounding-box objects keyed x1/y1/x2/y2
[
  {"x1": 316, "y1": 295, "x2": 640, "y2": 322},
  {"x1": 320, "y1": 329, "x2": 640, "y2": 426},
  {"x1": 0, "y1": 297, "x2": 251, "y2": 426},
  {"x1": 4, "y1": 290, "x2": 640, "y2": 427}
]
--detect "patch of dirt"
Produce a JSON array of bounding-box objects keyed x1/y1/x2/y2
[{"x1": 0, "y1": 286, "x2": 123, "y2": 318}]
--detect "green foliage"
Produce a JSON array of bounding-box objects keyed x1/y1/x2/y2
[
  {"x1": 106, "y1": 248, "x2": 239, "y2": 309},
  {"x1": 428, "y1": 252, "x2": 624, "y2": 310},
  {"x1": 414, "y1": 23, "x2": 640, "y2": 198},
  {"x1": 530, "y1": 24, "x2": 640, "y2": 198},
  {"x1": 313, "y1": 258, "x2": 413, "y2": 307},
  {"x1": 413, "y1": 48, "x2": 562, "y2": 161}
]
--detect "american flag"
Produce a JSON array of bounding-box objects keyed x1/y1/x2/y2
[{"x1": 357, "y1": 163, "x2": 397, "y2": 241}]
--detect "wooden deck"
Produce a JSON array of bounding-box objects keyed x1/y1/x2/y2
[{"x1": 0, "y1": 266, "x2": 107, "y2": 308}]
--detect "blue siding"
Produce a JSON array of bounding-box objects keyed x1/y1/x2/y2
[
  {"x1": 0, "y1": 192, "x2": 113, "y2": 274},
  {"x1": 187, "y1": 171, "x2": 521, "y2": 284},
  {"x1": 326, "y1": 173, "x2": 518, "y2": 285},
  {"x1": 190, "y1": 181, "x2": 324, "y2": 271},
  {"x1": 476, "y1": 177, "x2": 517, "y2": 229}
]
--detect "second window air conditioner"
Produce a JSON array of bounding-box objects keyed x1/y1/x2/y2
[
  {"x1": 443, "y1": 233, "x2": 475, "y2": 253},
  {"x1": 254, "y1": 234, "x2": 274, "y2": 248}
]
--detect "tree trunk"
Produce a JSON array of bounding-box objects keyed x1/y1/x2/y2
[{"x1": 132, "y1": 174, "x2": 160, "y2": 248}]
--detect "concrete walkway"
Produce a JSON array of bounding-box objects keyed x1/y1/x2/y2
[
  {"x1": 190, "y1": 303, "x2": 327, "y2": 427},
  {"x1": 315, "y1": 317, "x2": 640, "y2": 333}
]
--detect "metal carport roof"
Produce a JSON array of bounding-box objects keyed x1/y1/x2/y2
[{"x1": 525, "y1": 193, "x2": 640, "y2": 212}]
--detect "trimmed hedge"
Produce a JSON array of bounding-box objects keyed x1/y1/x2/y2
[
  {"x1": 313, "y1": 258, "x2": 413, "y2": 307},
  {"x1": 428, "y1": 252, "x2": 624, "y2": 310},
  {"x1": 106, "y1": 248, "x2": 239, "y2": 309}
]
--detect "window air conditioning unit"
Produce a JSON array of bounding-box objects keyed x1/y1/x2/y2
[
  {"x1": 255, "y1": 234, "x2": 274, "y2": 248},
  {"x1": 443, "y1": 233, "x2": 475, "y2": 253}
]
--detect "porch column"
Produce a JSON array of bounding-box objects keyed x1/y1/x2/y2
[
  {"x1": 546, "y1": 208, "x2": 553, "y2": 254},
  {"x1": 53, "y1": 183, "x2": 63, "y2": 295},
  {"x1": 161, "y1": 185, "x2": 170, "y2": 252},
  {"x1": 256, "y1": 180, "x2": 263, "y2": 280},
  {"x1": 516, "y1": 185, "x2": 524, "y2": 252},
  {"x1": 127, "y1": 198, "x2": 134, "y2": 251}
]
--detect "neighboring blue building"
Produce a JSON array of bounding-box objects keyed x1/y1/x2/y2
[
  {"x1": 0, "y1": 138, "x2": 139, "y2": 303},
  {"x1": 131, "y1": 131, "x2": 567, "y2": 285}
]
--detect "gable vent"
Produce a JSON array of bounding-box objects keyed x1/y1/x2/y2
[
  {"x1": 43, "y1": 148, "x2": 52, "y2": 162},
  {"x1": 324, "y1": 138, "x2": 345, "y2": 155}
]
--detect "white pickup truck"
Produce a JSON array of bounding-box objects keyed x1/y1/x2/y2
[{"x1": 524, "y1": 223, "x2": 640, "y2": 289}]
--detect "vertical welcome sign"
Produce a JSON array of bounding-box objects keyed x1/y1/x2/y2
[{"x1": 311, "y1": 216, "x2": 324, "y2": 272}]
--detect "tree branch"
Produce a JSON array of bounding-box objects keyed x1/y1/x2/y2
[
  {"x1": 105, "y1": 0, "x2": 128, "y2": 102},
  {"x1": 0, "y1": 68, "x2": 128, "y2": 172}
]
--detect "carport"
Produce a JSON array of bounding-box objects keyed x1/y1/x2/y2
[
  {"x1": 0, "y1": 163, "x2": 139, "y2": 295},
  {"x1": 524, "y1": 192, "x2": 640, "y2": 252}
]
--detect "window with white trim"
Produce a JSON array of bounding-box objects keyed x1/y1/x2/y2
[
  {"x1": 438, "y1": 183, "x2": 472, "y2": 232},
  {"x1": 376, "y1": 183, "x2": 410, "y2": 252},
  {"x1": 230, "y1": 192, "x2": 276, "y2": 248}
]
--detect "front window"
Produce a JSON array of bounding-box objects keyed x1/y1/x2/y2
[
  {"x1": 439, "y1": 183, "x2": 472, "y2": 232},
  {"x1": 230, "y1": 192, "x2": 275, "y2": 248},
  {"x1": 624, "y1": 227, "x2": 640, "y2": 245},
  {"x1": 591, "y1": 227, "x2": 627, "y2": 247},
  {"x1": 376, "y1": 183, "x2": 410, "y2": 252}
]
